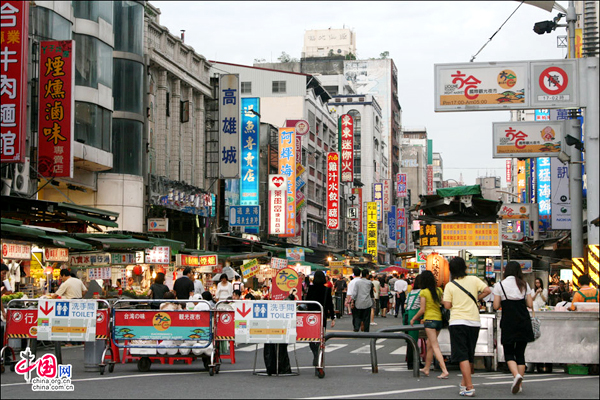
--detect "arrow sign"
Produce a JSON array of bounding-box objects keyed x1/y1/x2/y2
[
  {"x1": 39, "y1": 302, "x2": 54, "y2": 316},
  {"x1": 236, "y1": 303, "x2": 251, "y2": 318}
]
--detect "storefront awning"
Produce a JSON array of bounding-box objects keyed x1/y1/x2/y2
[
  {"x1": 1, "y1": 222, "x2": 93, "y2": 251},
  {"x1": 147, "y1": 237, "x2": 186, "y2": 254},
  {"x1": 72, "y1": 233, "x2": 155, "y2": 250}
]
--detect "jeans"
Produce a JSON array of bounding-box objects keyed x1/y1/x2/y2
[
  {"x1": 395, "y1": 292, "x2": 406, "y2": 319},
  {"x1": 353, "y1": 308, "x2": 372, "y2": 332}
]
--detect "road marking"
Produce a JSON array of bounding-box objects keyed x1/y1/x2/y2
[
  {"x1": 350, "y1": 345, "x2": 384, "y2": 354},
  {"x1": 390, "y1": 346, "x2": 406, "y2": 355},
  {"x1": 291, "y1": 343, "x2": 309, "y2": 350},
  {"x1": 236, "y1": 344, "x2": 264, "y2": 352},
  {"x1": 324, "y1": 344, "x2": 348, "y2": 353}
]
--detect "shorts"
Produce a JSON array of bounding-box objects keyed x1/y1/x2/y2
[
  {"x1": 379, "y1": 296, "x2": 389, "y2": 309},
  {"x1": 423, "y1": 320, "x2": 443, "y2": 331},
  {"x1": 449, "y1": 325, "x2": 480, "y2": 364}
]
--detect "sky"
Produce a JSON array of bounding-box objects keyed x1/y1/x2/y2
[{"x1": 152, "y1": 1, "x2": 569, "y2": 185}]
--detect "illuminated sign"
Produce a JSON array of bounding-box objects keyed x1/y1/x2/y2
[
  {"x1": 268, "y1": 174, "x2": 287, "y2": 235},
  {"x1": 366, "y1": 202, "x2": 378, "y2": 259},
  {"x1": 219, "y1": 74, "x2": 240, "y2": 178},
  {"x1": 326, "y1": 152, "x2": 340, "y2": 230},
  {"x1": 340, "y1": 114, "x2": 354, "y2": 182},
  {"x1": 373, "y1": 183, "x2": 383, "y2": 221},
  {"x1": 537, "y1": 157, "x2": 551, "y2": 231},
  {"x1": 240, "y1": 98, "x2": 260, "y2": 205},
  {"x1": 278, "y1": 128, "x2": 296, "y2": 235}
]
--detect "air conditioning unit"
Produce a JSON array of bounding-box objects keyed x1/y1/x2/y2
[{"x1": 12, "y1": 157, "x2": 30, "y2": 195}]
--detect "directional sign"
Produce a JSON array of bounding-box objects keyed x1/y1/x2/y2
[{"x1": 37, "y1": 299, "x2": 97, "y2": 342}]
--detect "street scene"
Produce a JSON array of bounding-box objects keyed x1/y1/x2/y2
[{"x1": 1, "y1": 1, "x2": 599, "y2": 398}]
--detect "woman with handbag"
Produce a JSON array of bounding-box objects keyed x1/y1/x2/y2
[
  {"x1": 410, "y1": 271, "x2": 449, "y2": 379},
  {"x1": 404, "y1": 274, "x2": 423, "y2": 370},
  {"x1": 306, "y1": 271, "x2": 336, "y2": 374},
  {"x1": 493, "y1": 261, "x2": 535, "y2": 395}
]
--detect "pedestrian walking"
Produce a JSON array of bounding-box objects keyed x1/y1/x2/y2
[
  {"x1": 493, "y1": 261, "x2": 535, "y2": 394},
  {"x1": 394, "y1": 274, "x2": 408, "y2": 319},
  {"x1": 173, "y1": 267, "x2": 195, "y2": 300},
  {"x1": 404, "y1": 274, "x2": 422, "y2": 370},
  {"x1": 410, "y1": 270, "x2": 449, "y2": 379},
  {"x1": 333, "y1": 275, "x2": 347, "y2": 317},
  {"x1": 370, "y1": 274, "x2": 380, "y2": 325},
  {"x1": 347, "y1": 267, "x2": 361, "y2": 322},
  {"x1": 379, "y1": 276, "x2": 389, "y2": 318},
  {"x1": 305, "y1": 271, "x2": 336, "y2": 372},
  {"x1": 388, "y1": 274, "x2": 398, "y2": 316},
  {"x1": 148, "y1": 272, "x2": 170, "y2": 309},
  {"x1": 442, "y1": 257, "x2": 491, "y2": 397},
  {"x1": 348, "y1": 269, "x2": 374, "y2": 332}
]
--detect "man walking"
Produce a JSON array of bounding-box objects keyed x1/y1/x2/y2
[
  {"x1": 394, "y1": 273, "x2": 408, "y2": 320},
  {"x1": 333, "y1": 275, "x2": 347, "y2": 317},
  {"x1": 347, "y1": 267, "x2": 361, "y2": 323},
  {"x1": 388, "y1": 273, "x2": 398, "y2": 316},
  {"x1": 173, "y1": 267, "x2": 195, "y2": 300},
  {"x1": 348, "y1": 269, "x2": 374, "y2": 332}
]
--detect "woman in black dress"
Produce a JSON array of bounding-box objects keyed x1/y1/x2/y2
[{"x1": 306, "y1": 271, "x2": 336, "y2": 373}]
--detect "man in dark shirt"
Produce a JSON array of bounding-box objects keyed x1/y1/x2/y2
[
  {"x1": 334, "y1": 276, "x2": 347, "y2": 317},
  {"x1": 173, "y1": 267, "x2": 195, "y2": 300}
]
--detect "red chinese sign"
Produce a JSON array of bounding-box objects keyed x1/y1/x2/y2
[
  {"x1": 0, "y1": 1, "x2": 29, "y2": 162},
  {"x1": 340, "y1": 114, "x2": 354, "y2": 182},
  {"x1": 506, "y1": 160, "x2": 512, "y2": 183},
  {"x1": 326, "y1": 152, "x2": 340, "y2": 230},
  {"x1": 198, "y1": 254, "x2": 218, "y2": 267},
  {"x1": 38, "y1": 40, "x2": 74, "y2": 178}
]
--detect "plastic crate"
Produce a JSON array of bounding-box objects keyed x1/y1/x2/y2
[{"x1": 566, "y1": 364, "x2": 589, "y2": 375}]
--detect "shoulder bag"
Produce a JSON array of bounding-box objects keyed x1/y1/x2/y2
[{"x1": 437, "y1": 287, "x2": 450, "y2": 327}]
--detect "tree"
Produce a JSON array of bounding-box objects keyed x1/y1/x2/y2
[
  {"x1": 379, "y1": 51, "x2": 389, "y2": 59},
  {"x1": 345, "y1": 52, "x2": 357, "y2": 60},
  {"x1": 278, "y1": 51, "x2": 292, "y2": 63},
  {"x1": 328, "y1": 49, "x2": 335, "y2": 57},
  {"x1": 254, "y1": 58, "x2": 266, "y2": 64}
]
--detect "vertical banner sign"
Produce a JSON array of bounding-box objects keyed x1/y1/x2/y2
[
  {"x1": 506, "y1": 160, "x2": 512, "y2": 183},
  {"x1": 1, "y1": 1, "x2": 29, "y2": 162},
  {"x1": 389, "y1": 205, "x2": 397, "y2": 243},
  {"x1": 373, "y1": 183, "x2": 383, "y2": 221},
  {"x1": 398, "y1": 173, "x2": 407, "y2": 197},
  {"x1": 427, "y1": 165, "x2": 434, "y2": 195},
  {"x1": 38, "y1": 41, "x2": 75, "y2": 178},
  {"x1": 536, "y1": 157, "x2": 551, "y2": 231},
  {"x1": 383, "y1": 179, "x2": 391, "y2": 212},
  {"x1": 219, "y1": 74, "x2": 240, "y2": 178},
  {"x1": 529, "y1": 158, "x2": 536, "y2": 205},
  {"x1": 353, "y1": 187, "x2": 363, "y2": 234},
  {"x1": 278, "y1": 128, "x2": 296, "y2": 235},
  {"x1": 517, "y1": 159, "x2": 526, "y2": 233},
  {"x1": 340, "y1": 114, "x2": 354, "y2": 182},
  {"x1": 268, "y1": 174, "x2": 288, "y2": 235},
  {"x1": 240, "y1": 98, "x2": 260, "y2": 205},
  {"x1": 295, "y1": 134, "x2": 303, "y2": 237},
  {"x1": 366, "y1": 202, "x2": 378, "y2": 259},
  {"x1": 326, "y1": 152, "x2": 340, "y2": 230},
  {"x1": 397, "y1": 207, "x2": 406, "y2": 251},
  {"x1": 550, "y1": 157, "x2": 570, "y2": 230}
]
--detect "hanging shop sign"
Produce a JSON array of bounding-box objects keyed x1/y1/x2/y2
[
  {"x1": 388, "y1": 205, "x2": 397, "y2": 244},
  {"x1": 498, "y1": 203, "x2": 531, "y2": 220},
  {"x1": 229, "y1": 205, "x2": 260, "y2": 227},
  {"x1": 397, "y1": 207, "x2": 406, "y2": 252},
  {"x1": 278, "y1": 128, "x2": 296, "y2": 235},
  {"x1": 383, "y1": 179, "x2": 391, "y2": 212},
  {"x1": 241, "y1": 259, "x2": 259, "y2": 279},
  {"x1": 285, "y1": 119, "x2": 310, "y2": 137},
  {"x1": 198, "y1": 254, "x2": 218, "y2": 268},
  {"x1": 492, "y1": 121, "x2": 565, "y2": 158},
  {"x1": 398, "y1": 173, "x2": 407, "y2": 198},
  {"x1": 175, "y1": 254, "x2": 199, "y2": 267},
  {"x1": 427, "y1": 166, "x2": 434, "y2": 195},
  {"x1": 366, "y1": 202, "x2": 378, "y2": 258},
  {"x1": 268, "y1": 174, "x2": 288, "y2": 235},
  {"x1": 271, "y1": 257, "x2": 288, "y2": 270},
  {"x1": 148, "y1": 218, "x2": 168, "y2": 233},
  {"x1": 352, "y1": 187, "x2": 363, "y2": 233},
  {"x1": 43, "y1": 247, "x2": 68, "y2": 263},
  {"x1": 145, "y1": 246, "x2": 170, "y2": 264},
  {"x1": 0, "y1": 1, "x2": 29, "y2": 162},
  {"x1": 286, "y1": 248, "x2": 305, "y2": 262},
  {"x1": 373, "y1": 183, "x2": 383, "y2": 221},
  {"x1": 536, "y1": 157, "x2": 551, "y2": 231},
  {"x1": 506, "y1": 160, "x2": 512, "y2": 183},
  {"x1": 326, "y1": 152, "x2": 340, "y2": 230},
  {"x1": 87, "y1": 267, "x2": 111, "y2": 280},
  {"x1": 550, "y1": 157, "x2": 570, "y2": 230},
  {"x1": 1, "y1": 240, "x2": 31, "y2": 259},
  {"x1": 69, "y1": 253, "x2": 111, "y2": 266},
  {"x1": 111, "y1": 253, "x2": 137, "y2": 265},
  {"x1": 219, "y1": 74, "x2": 240, "y2": 178},
  {"x1": 419, "y1": 223, "x2": 500, "y2": 254},
  {"x1": 340, "y1": 114, "x2": 354, "y2": 182},
  {"x1": 240, "y1": 97, "x2": 260, "y2": 205}
]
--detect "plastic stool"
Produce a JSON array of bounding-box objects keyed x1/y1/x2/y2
[{"x1": 218, "y1": 340, "x2": 236, "y2": 364}]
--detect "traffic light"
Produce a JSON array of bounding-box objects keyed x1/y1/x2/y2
[{"x1": 533, "y1": 20, "x2": 556, "y2": 35}]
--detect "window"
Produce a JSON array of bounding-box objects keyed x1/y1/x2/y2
[
  {"x1": 241, "y1": 82, "x2": 252, "y2": 94},
  {"x1": 113, "y1": 59, "x2": 144, "y2": 114},
  {"x1": 272, "y1": 81, "x2": 286, "y2": 93},
  {"x1": 111, "y1": 119, "x2": 143, "y2": 175},
  {"x1": 73, "y1": 1, "x2": 113, "y2": 24},
  {"x1": 310, "y1": 133, "x2": 315, "y2": 142},
  {"x1": 75, "y1": 102, "x2": 112, "y2": 152},
  {"x1": 74, "y1": 34, "x2": 113, "y2": 89},
  {"x1": 113, "y1": 1, "x2": 144, "y2": 56},
  {"x1": 31, "y1": 7, "x2": 72, "y2": 41}
]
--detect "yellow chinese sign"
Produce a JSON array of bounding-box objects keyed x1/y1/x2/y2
[
  {"x1": 420, "y1": 223, "x2": 500, "y2": 247},
  {"x1": 366, "y1": 202, "x2": 378, "y2": 259}
]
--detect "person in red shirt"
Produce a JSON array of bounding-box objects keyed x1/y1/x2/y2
[{"x1": 325, "y1": 274, "x2": 334, "y2": 289}]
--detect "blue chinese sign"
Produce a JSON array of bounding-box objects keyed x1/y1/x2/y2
[
  {"x1": 536, "y1": 157, "x2": 551, "y2": 231},
  {"x1": 219, "y1": 74, "x2": 240, "y2": 178},
  {"x1": 388, "y1": 205, "x2": 396, "y2": 242},
  {"x1": 229, "y1": 206, "x2": 261, "y2": 227},
  {"x1": 241, "y1": 98, "x2": 260, "y2": 205}
]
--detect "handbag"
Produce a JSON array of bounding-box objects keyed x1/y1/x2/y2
[
  {"x1": 531, "y1": 316, "x2": 541, "y2": 340},
  {"x1": 437, "y1": 288, "x2": 450, "y2": 327}
]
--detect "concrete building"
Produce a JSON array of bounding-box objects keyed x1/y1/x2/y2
[
  {"x1": 401, "y1": 127, "x2": 428, "y2": 207},
  {"x1": 302, "y1": 28, "x2": 357, "y2": 58},
  {"x1": 432, "y1": 152, "x2": 443, "y2": 192},
  {"x1": 476, "y1": 176, "x2": 502, "y2": 201}
]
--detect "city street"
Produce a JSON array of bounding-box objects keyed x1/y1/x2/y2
[{"x1": 2, "y1": 314, "x2": 598, "y2": 399}]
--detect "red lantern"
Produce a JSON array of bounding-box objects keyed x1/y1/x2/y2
[
  {"x1": 133, "y1": 265, "x2": 143, "y2": 276},
  {"x1": 426, "y1": 253, "x2": 450, "y2": 287}
]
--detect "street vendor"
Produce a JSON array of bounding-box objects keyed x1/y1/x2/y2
[
  {"x1": 569, "y1": 274, "x2": 599, "y2": 311},
  {"x1": 51, "y1": 269, "x2": 87, "y2": 299}
]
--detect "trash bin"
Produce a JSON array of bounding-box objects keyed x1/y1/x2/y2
[{"x1": 83, "y1": 340, "x2": 105, "y2": 372}]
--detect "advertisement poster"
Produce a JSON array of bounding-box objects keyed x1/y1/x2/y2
[
  {"x1": 113, "y1": 310, "x2": 211, "y2": 341},
  {"x1": 492, "y1": 121, "x2": 564, "y2": 158},
  {"x1": 270, "y1": 267, "x2": 302, "y2": 301}
]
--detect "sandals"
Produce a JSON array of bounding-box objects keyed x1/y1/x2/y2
[{"x1": 419, "y1": 369, "x2": 429, "y2": 377}]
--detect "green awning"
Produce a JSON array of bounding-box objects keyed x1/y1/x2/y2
[
  {"x1": 1, "y1": 223, "x2": 47, "y2": 238},
  {"x1": 1, "y1": 223, "x2": 92, "y2": 250},
  {"x1": 148, "y1": 237, "x2": 186, "y2": 254},
  {"x1": 436, "y1": 185, "x2": 482, "y2": 198},
  {"x1": 40, "y1": 234, "x2": 92, "y2": 251},
  {"x1": 58, "y1": 202, "x2": 120, "y2": 218},
  {"x1": 1, "y1": 218, "x2": 23, "y2": 226},
  {"x1": 72, "y1": 234, "x2": 154, "y2": 250},
  {"x1": 63, "y1": 210, "x2": 119, "y2": 228}
]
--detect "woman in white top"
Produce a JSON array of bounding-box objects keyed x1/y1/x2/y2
[
  {"x1": 493, "y1": 261, "x2": 535, "y2": 395},
  {"x1": 214, "y1": 274, "x2": 233, "y2": 302},
  {"x1": 531, "y1": 277, "x2": 548, "y2": 311}
]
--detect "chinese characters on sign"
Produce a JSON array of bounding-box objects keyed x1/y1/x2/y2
[
  {"x1": 551, "y1": 157, "x2": 571, "y2": 230},
  {"x1": 69, "y1": 253, "x2": 110, "y2": 266},
  {"x1": 383, "y1": 179, "x2": 391, "y2": 212},
  {"x1": 366, "y1": 202, "x2": 378, "y2": 259},
  {"x1": 240, "y1": 98, "x2": 260, "y2": 205},
  {"x1": 419, "y1": 223, "x2": 500, "y2": 248},
  {"x1": 0, "y1": 1, "x2": 29, "y2": 162},
  {"x1": 1, "y1": 241, "x2": 31, "y2": 259},
  {"x1": 326, "y1": 152, "x2": 340, "y2": 230},
  {"x1": 38, "y1": 40, "x2": 74, "y2": 178},
  {"x1": 268, "y1": 174, "x2": 287, "y2": 235},
  {"x1": 219, "y1": 74, "x2": 240, "y2": 178},
  {"x1": 397, "y1": 207, "x2": 406, "y2": 252},
  {"x1": 145, "y1": 246, "x2": 170, "y2": 264},
  {"x1": 37, "y1": 299, "x2": 97, "y2": 342},
  {"x1": 537, "y1": 157, "x2": 551, "y2": 231},
  {"x1": 340, "y1": 114, "x2": 354, "y2": 182},
  {"x1": 506, "y1": 160, "x2": 512, "y2": 183},
  {"x1": 352, "y1": 187, "x2": 363, "y2": 234},
  {"x1": 278, "y1": 128, "x2": 296, "y2": 235},
  {"x1": 373, "y1": 183, "x2": 383, "y2": 221},
  {"x1": 493, "y1": 121, "x2": 565, "y2": 158},
  {"x1": 43, "y1": 248, "x2": 68, "y2": 263},
  {"x1": 427, "y1": 166, "x2": 434, "y2": 195},
  {"x1": 229, "y1": 205, "x2": 260, "y2": 227},
  {"x1": 397, "y1": 173, "x2": 407, "y2": 198}
]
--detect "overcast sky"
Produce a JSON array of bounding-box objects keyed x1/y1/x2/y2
[{"x1": 153, "y1": 1, "x2": 568, "y2": 185}]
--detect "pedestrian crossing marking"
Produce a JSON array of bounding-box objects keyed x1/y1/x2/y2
[
  {"x1": 324, "y1": 344, "x2": 348, "y2": 353},
  {"x1": 390, "y1": 346, "x2": 407, "y2": 355},
  {"x1": 351, "y1": 345, "x2": 384, "y2": 354},
  {"x1": 236, "y1": 344, "x2": 264, "y2": 352}
]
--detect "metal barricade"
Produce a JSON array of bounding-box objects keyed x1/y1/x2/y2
[
  {"x1": 111, "y1": 299, "x2": 213, "y2": 373},
  {"x1": 0, "y1": 298, "x2": 113, "y2": 374}
]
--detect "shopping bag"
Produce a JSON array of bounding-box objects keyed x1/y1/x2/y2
[{"x1": 531, "y1": 317, "x2": 541, "y2": 340}]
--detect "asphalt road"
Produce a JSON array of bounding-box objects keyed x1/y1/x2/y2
[{"x1": 2, "y1": 313, "x2": 598, "y2": 399}]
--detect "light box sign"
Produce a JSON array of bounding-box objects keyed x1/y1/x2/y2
[
  {"x1": 240, "y1": 98, "x2": 260, "y2": 205},
  {"x1": 536, "y1": 157, "x2": 551, "y2": 231},
  {"x1": 278, "y1": 128, "x2": 296, "y2": 235},
  {"x1": 366, "y1": 202, "x2": 378, "y2": 259},
  {"x1": 340, "y1": 114, "x2": 354, "y2": 182},
  {"x1": 326, "y1": 152, "x2": 340, "y2": 230},
  {"x1": 397, "y1": 207, "x2": 406, "y2": 252},
  {"x1": 38, "y1": 40, "x2": 74, "y2": 178},
  {"x1": 492, "y1": 121, "x2": 565, "y2": 158},
  {"x1": 383, "y1": 179, "x2": 391, "y2": 212},
  {"x1": 219, "y1": 74, "x2": 240, "y2": 178},
  {"x1": 43, "y1": 247, "x2": 69, "y2": 262},
  {"x1": 398, "y1": 173, "x2": 407, "y2": 197},
  {"x1": 1, "y1": 241, "x2": 30, "y2": 259},
  {"x1": 550, "y1": 157, "x2": 570, "y2": 230},
  {"x1": 229, "y1": 205, "x2": 260, "y2": 227},
  {"x1": 373, "y1": 183, "x2": 383, "y2": 221},
  {"x1": 145, "y1": 246, "x2": 170, "y2": 264},
  {"x1": 0, "y1": 1, "x2": 29, "y2": 163},
  {"x1": 176, "y1": 254, "x2": 199, "y2": 267},
  {"x1": 268, "y1": 174, "x2": 287, "y2": 235},
  {"x1": 388, "y1": 205, "x2": 396, "y2": 242},
  {"x1": 352, "y1": 187, "x2": 363, "y2": 233},
  {"x1": 506, "y1": 160, "x2": 512, "y2": 183}
]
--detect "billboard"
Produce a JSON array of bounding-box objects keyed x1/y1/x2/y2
[
  {"x1": 240, "y1": 98, "x2": 260, "y2": 205},
  {"x1": 0, "y1": 1, "x2": 29, "y2": 162},
  {"x1": 492, "y1": 121, "x2": 565, "y2": 158},
  {"x1": 38, "y1": 40, "x2": 75, "y2": 178},
  {"x1": 219, "y1": 74, "x2": 240, "y2": 178}
]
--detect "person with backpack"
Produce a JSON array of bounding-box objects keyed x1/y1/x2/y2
[
  {"x1": 232, "y1": 276, "x2": 244, "y2": 294},
  {"x1": 570, "y1": 274, "x2": 599, "y2": 310}
]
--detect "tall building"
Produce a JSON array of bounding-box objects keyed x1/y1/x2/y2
[
  {"x1": 302, "y1": 28, "x2": 356, "y2": 58},
  {"x1": 401, "y1": 127, "x2": 428, "y2": 207},
  {"x1": 432, "y1": 152, "x2": 443, "y2": 192}
]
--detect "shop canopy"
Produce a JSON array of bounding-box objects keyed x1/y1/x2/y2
[
  {"x1": 1, "y1": 219, "x2": 93, "y2": 251},
  {"x1": 71, "y1": 233, "x2": 155, "y2": 250}
]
